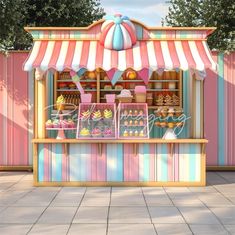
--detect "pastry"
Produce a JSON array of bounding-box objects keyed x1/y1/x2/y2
[
  {"x1": 172, "y1": 94, "x2": 180, "y2": 106},
  {"x1": 155, "y1": 94, "x2": 164, "y2": 106},
  {"x1": 81, "y1": 110, "x2": 91, "y2": 120},
  {"x1": 91, "y1": 128, "x2": 102, "y2": 137},
  {"x1": 80, "y1": 128, "x2": 90, "y2": 136},
  {"x1": 139, "y1": 110, "x2": 144, "y2": 116},
  {"x1": 160, "y1": 122, "x2": 167, "y2": 128},
  {"x1": 92, "y1": 110, "x2": 102, "y2": 120},
  {"x1": 104, "y1": 85, "x2": 112, "y2": 90},
  {"x1": 104, "y1": 109, "x2": 113, "y2": 119},
  {"x1": 155, "y1": 121, "x2": 161, "y2": 127},
  {"x1": 115, "y1": 85, "x2": 123, "y2": 90},
  {"x1": 134, "y1": 110, "x2": 138, "y2": 116},
  {"x1": 123, "y1": 110, "x2": 128, "y2": 116},
  {"x1": 56, "y1": 95, "x2": 65, "y2": 110},
  {"x1": 129, "y1": 131, "x2": 133, "y2": 136},
  {"x1": 129, "y1": 120, "x2": 133, "y2": 126},
  {"x1": 61, "y1": 120, "x2": 69, "y2": 128},
  {"x1": 161, "y1": 108, "x2": 168, "y2": 117},
  {"x1": 104, "y1": 128, "x2": 112, "y2": 136},
  {"x1": 53, "y1": 119, "x2": 60, "y2": 128},
  {"x1": 168, "y1": 122, "x2": 174, "y2": 128},
  {"x1": 175, "y1": 107, "x2": 183, "y2": 117},
  {"x1": 124, "y1": 120, "x2": 128, "y2": 126},
  {"x1": 164, "y1": 94, "x2": 173, "y2": 106},
  {"x1": 46, "y1": 120, "x2": 53, "y2": 128},
  {"x1": 67, "y1": 118, "x2": 75, "y2": 128},
  {"x1": 129, "y1": 110, "x2": 133, "y2": 115},
  {"x1": 123, "y1": 130, "x2": 128, "y2": 137},
  {"x1": 134, "y1": 130, "x2": 138, "y2": 136},
  {"x1": 139, "y1": 120, "x2": 144, "y2": 125},
  {"x1": 139, "y1": 130, "x2": 145, "y2": 137},
  {"x1": 134, "y1": 120, "x2": 138, "y2": 125},
  {"x1": 168, "y1": 107, "x2": 175, "y2": 117},
  {"x1": 116, "y1": 89, "x2": 133, "y2": 100}
]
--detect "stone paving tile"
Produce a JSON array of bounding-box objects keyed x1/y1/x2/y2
[
  {"x1": 108, "y1": 224, "x2": 156, "y2": 235},
  {"x1": 73, "y1": 206, "x2": 108, "y2": 223},
  {"x1": 0, "y1": 206, "x2": 45, "y2": 224},
  {"x1": 85, "y1": 187, "x2": 111, "y2": 197},
  {"x1": 81, "y1": 196, "x2": 110, "y2": 206},
  {"x1": 210, "y1": 206, "x2": 235, "y2": 225},
  {"x1": 206, "y1": 172, "x2": 228, "y2": 184},
  {"x1": 142, "y1": 187, "x2": 166, "y2": 195},
  {"x1": 189, "y1": 224, "x2": 228, "y2": 235},
  {"x1": 171, "y1": 197, "x2": 205, "y2": 207},
  {"x1": 0, "y1": 224, "x2": 32, "y2": 235},
  {"x1": 154, "y1": 223, "x2": 192, "y2": 235},
  {"x1": 188, "y1": 186, "x2": 218, "y2": 193},
  {"x1": 109, "y1": 206, "x2": 151, "y2": 223},
  {"x1": 178, "y1": 207, "x2": 221, "y2": 224},
  {"x1": 37, "y1": 206, "x2": 77, "y2": 224},
  {"x1": 145, "y1": 195, "x2": 174, "y2": 206},
  {"x1": 111, "y1": 195, "x2": 146, "y2": 206},
  {"x1": 224, "y1": 225, "x2": 235, "y2": 234},
  {"x1": 214, "y1": 184, "x2": 235, "y2": 196},
  {"x1": 50, "y1": 192, "x2": 83, "y2": 206},
  {"x1": 112, "y1": 187, "x2": 143, "y2": 195},
  {"x1": 28, "y1": 224, "x2": 70, "y2": 235},
  {"x1": 149, "y1": 206, "x2": 185, "y2": 223},
  {"x1": 59, "y1": 187, "x2": 86, "y2": 194},
  {"x1": 68, "y1": 224, "x2": 107, "y2": 235}
]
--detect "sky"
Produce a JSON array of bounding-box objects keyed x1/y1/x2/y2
[{"x1": 100, "y1": 0, "x2": 170, "y2": 26}]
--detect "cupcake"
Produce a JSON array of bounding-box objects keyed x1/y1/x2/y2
[
  {"x1": 61, "y1": 120, "x2": 69, "y2": 128},
  {"x1": 134, "y1": 130, "x2": 139, "y2": 136},
  {"x1": 129, "y1": 120, "x2": 133, "y2": 126},
  {"x1": 139, "y1": 130, "x2": 145, "y2": 137},
  {"x1": 81, "y1": 110, "x2": 91, "y2": 120},
  {"x1": 124, "y1": 120, "x2": 128, "y2": 126},
  {"x1": 123, "y1": 110, "x2": 128, "y2": 116},
  {"x1": 53, "y1": 119, "x2": 60, "y2": 128},
  {"x1": 168, "y1": 122, "x2": 174, "y2": 128},
  {"x1": 91, "y1": 128, "x2": 102, "y2": 137},
  {"x1": 46, "y1": 119, "x2": 53, "y2": 128},
  {"x1": 80, "y1": 128, "x2": 90, "y2": 137},
  {"x1": 134, "y1": 120, "x2": 138, "y2": 125},
  {"x1": 67, "y1": 118, "x2": 75, "y2": 128},
  {"x1": 155, "y1": 121, "x2": 161, "y2": 127},
  {"x1": 160, "y1": 122, "x2": 167, "y2": 128},
  {"x1": 104, "y1": 109, "x2": 113, "y2": 119},
  {"x1": 134, "y1": 110, "x2": 138, "y2": 116},
  {"x1": 104, "y1": 128, "x2": 113, "y2": 137},
  {"x1": 92, "y1": 110, "x2": 102, "y2": 121},
  {"x1": 123, "y1": 130, "x2": 128, "y2": 137},
  {"x1": 129, "y1": 110, "x2": 133, "y2": 115},
  {"x1": 139, "y1": 120, "x2": 144, "y2": 126},
  {"x1": 56, "y1": 95, "x2": 65, "y2": 111},
  {"x1": 129, "y1": 130, "x2": 133, "y2": 136},
  {"x1": 139, "y1": 110, "x2": 144, "y2": 116}
]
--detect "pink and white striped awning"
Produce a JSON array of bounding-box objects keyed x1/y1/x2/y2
[{"x1": 24, "y1": 40, "x2": 216, "y2": 72}]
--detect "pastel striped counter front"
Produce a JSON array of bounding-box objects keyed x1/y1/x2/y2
[{"x1": 32, "y1": 139, "x2": 207, "y2": 186}]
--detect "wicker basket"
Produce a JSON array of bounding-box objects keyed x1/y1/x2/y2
[
  {"x1": 135, "y1": 93, "x2": 146, "y2": 103},
  {"x1": 117, "y1": 96, "x2": 133, "y2": 103}
]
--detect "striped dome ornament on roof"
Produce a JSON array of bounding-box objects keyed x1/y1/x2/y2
[{"x1": 100, "y1": 14, "x2": 137, "y2": 50}]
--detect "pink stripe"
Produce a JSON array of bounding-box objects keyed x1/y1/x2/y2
[
  {"x1": 224, "y1": 53, "x2": 228, "y2": 166},
  {"x1": 149, "y1": 144, "x2": 155, "y2": 181},
  {"x1": 122, "y1": 22, "x2": 137, "y2": 43},
  {"x1": 167, "y1": 144, "x2": 173, "y2": 181},
  {"x1": 95, "y1": 43, "x2": 104, "y2": 68},
  {"x1": 97, "y1": 144, "x2": 106, "y2": 181},
  {"x1": 181, "y1": 41, "x2": 196, "y2": 69},
  {"x1": 62, "y1": 144, "x2": 67, "y2": 181},
  {"x1": 143, "y1": 28, "x2": 149, "y2": 39},
  {"x1": 100, "y1": 22, "x2": 114, "y2": 45},
  {"x1": 111, "y1": 49, "x2": 118, "y2": 69},
  {"x1": 204, "y1": 52, "x2": 218, "y2": 165},
  {"x1": 139, "y1": 41, "x2": 149, "y2": 68},
  {"x1": 168, "y1": 41, "x2": 180, "y2": 68},
  {"x1": 0, "y1": 54, "x2": 4, "y2": 165},
  {"x1": 195, "y1": 41, "x2": 212, "y2": 68},
  {"x1": 91, "y1": 144, "x2": 97, "y2": 181},
  {"x1": 123, "y1": 144, "x2": 130, "y2": 181},
  {"x1": 153, "y1": 41, "x2": 165, "y2": 68},
  {"x1": 48, "y1": 41, "x2": 62, "y2": 69},
  {"x1": 63, "y1": 41, "x2": 76, "y2": 69},
  {"x1": 80, "y1": 41, "x2": 90, "y2": 67},
  {"x1": 44, "y1": 144, "x2": 49, "y2": 181},
  {"x1": 174, "y1": 144, "x2": 179, "y2": 181},
  {"x1": 125, "y1": 48, "x2": 134, "y2": 68},
  {"x1": 32, "y1": 41, "x2": 48, "y2": 67}
]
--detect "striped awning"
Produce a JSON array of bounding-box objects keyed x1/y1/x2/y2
[{"x1": 24, "y1": 40, "x2": 216, "y2": 72}]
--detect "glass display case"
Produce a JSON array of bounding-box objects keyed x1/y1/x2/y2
[
  {"x1": 76, "y1": 103, "x2": 117, "y2": 139},
  {"x1": 118, "y1": 103, "x2": 149, "y2": 139}
]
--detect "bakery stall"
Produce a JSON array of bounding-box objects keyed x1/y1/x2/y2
[{"x1": 23, "y1": 14, "x2": 216, "y2": 186}]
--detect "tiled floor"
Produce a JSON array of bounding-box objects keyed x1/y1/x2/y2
[{"x1": 0, "y1": 172, "x2": 235, "y2": 234}]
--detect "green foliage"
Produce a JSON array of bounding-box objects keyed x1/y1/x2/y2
[
  {"x1": 0, "y1": 0, "x2": 105, "y2": 51},
  {"x1": 164, "y1": 0, "x2": 235, "y2": 52}
]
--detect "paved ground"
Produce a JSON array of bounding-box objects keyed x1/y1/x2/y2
[{"x1": 0, "y1": 172, "x2": 235, "y2": 235}]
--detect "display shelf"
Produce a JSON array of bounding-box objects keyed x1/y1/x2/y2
[
  {"x1": 46, "y1": 128, "x2": 77, "y2": 130},
  {"x1": 57, "y1": 89, "x2": 97, "y2": 91},
  {"x1": 100, "y1": 80, "x2": 180, "y2": 83},
  {"x1": 57, "y1": 79, "x2": 97, "y2": 83}
]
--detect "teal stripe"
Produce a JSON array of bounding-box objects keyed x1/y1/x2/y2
[
  {"x1": 218, "y1": 53, "x2": 225, "y2": 165},
  {"x1": 135, "y1": 25, "x2": 143, "y2": 40},
  {"x1": 143, "y1": 144, "x2": 150, "y2": 181},
  {"x1": 189, "y1": 144, "x2": 196, "y2": 181},
  {"x1": 55, "y1": 144, "x2": 62, "y2": 181},
  {"x1": 38, "y1": 144, "x2": 44, "y2": 182},
  {"x1": 80, "y1": 144, "x2": 87, "y2": 181},
  {"x1": 151, "y1": 31, "x2": 162, "y2": 39},
  {"x1": 74, "y1": 31, "x2": 81, "y2": 39},
  {"x1": 107, "y1": 144, "x2": 123, "y2": 181},
  {"x1": 69, "y1": 145, "x2": 81, "y2": 181},
  {"x1": 161, "y1": 144, "x2": 168, "y2": 181}
]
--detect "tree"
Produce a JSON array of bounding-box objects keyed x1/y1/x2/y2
[
  {"x1": 0, "y1": 0, "x2": 105, "y2": 51},
  {"x1": 164, "y1": 0, "x2": 235, "y2": 51}
]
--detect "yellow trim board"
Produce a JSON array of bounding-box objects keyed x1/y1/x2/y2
[
  {"x1": 0, "y1": 166, "x2": 33, "y2": 171},
  {"x1": 207, "y1": 166, "x2": 235, "y2": 171}
]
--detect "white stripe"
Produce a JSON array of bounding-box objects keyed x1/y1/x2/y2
[
  {"x1": 104, "y1": 25, "x2": 115, "y2": 49},
  {"x1": 40, "y1": 41, "x2": 55, "y2": 71},
  {"x1": 71, "y1": 41, "x2": 83, "y2": 71},
  {"x1": 156, "y1": 147, "x2": 161, "y2": 181},
  {"x1": 202, "y1": 41, "x2": 217, "y2": 70},
  {"x1": 195, "y1": 145, "x2": 201, "y2": 181},
  {"x1": 161, "y1": 41, "x2": 173, "y2": 70},
  {"x1": 101, "y1": 20, "x2": 113, "y2": 31},
  {"x1": 87, "y1": 41, "x2": 97, "y2": 71},
  {"x1": 103, "y1": 48, "x2": 112, "y2": 71},
  {"x1": 118, "y1": 50, "x2": 126, "y2": 71},
  {"x1": 56, "y1": 41, "x2": 69, "y2": 71},
  {"x1": 120, "y1": 25, "x2": 132, "y2": 49},
  {"x1": 175, "y1": 41, "x2": 188, "y2": 70},
  {"x1": 147, "y1": 41, "x2": 158, "y2": 70},
  {"x1": 189, "y1": 41, "x2": 204, "y2": 71},
  {"x1": 133, "y1": 42, "x2": 142, "y2": 70},
  {"x1": 123, "y1": 20, "x2": 135, "y2": 32},
  {"x1": 24, "y1": 41, "x2": 41, "y2": 71},
  {"x1": 139, "y1": 144, "x2": 144, "y2": 181}
]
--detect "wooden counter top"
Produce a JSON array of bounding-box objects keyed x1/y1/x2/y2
[{"x1": 32, "y1": 138, "x2": 208, "y2": 144}]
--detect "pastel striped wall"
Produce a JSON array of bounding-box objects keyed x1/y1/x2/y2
[
  {"x1": 37, "y1": 143, "x2": 202, "y2": 182},
  {"x1": 204, "y1": 52, "x2": 235, "y2": 166},
  {"x1": 0, "y1": 52, "x2": 33, "y2": 167}
]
